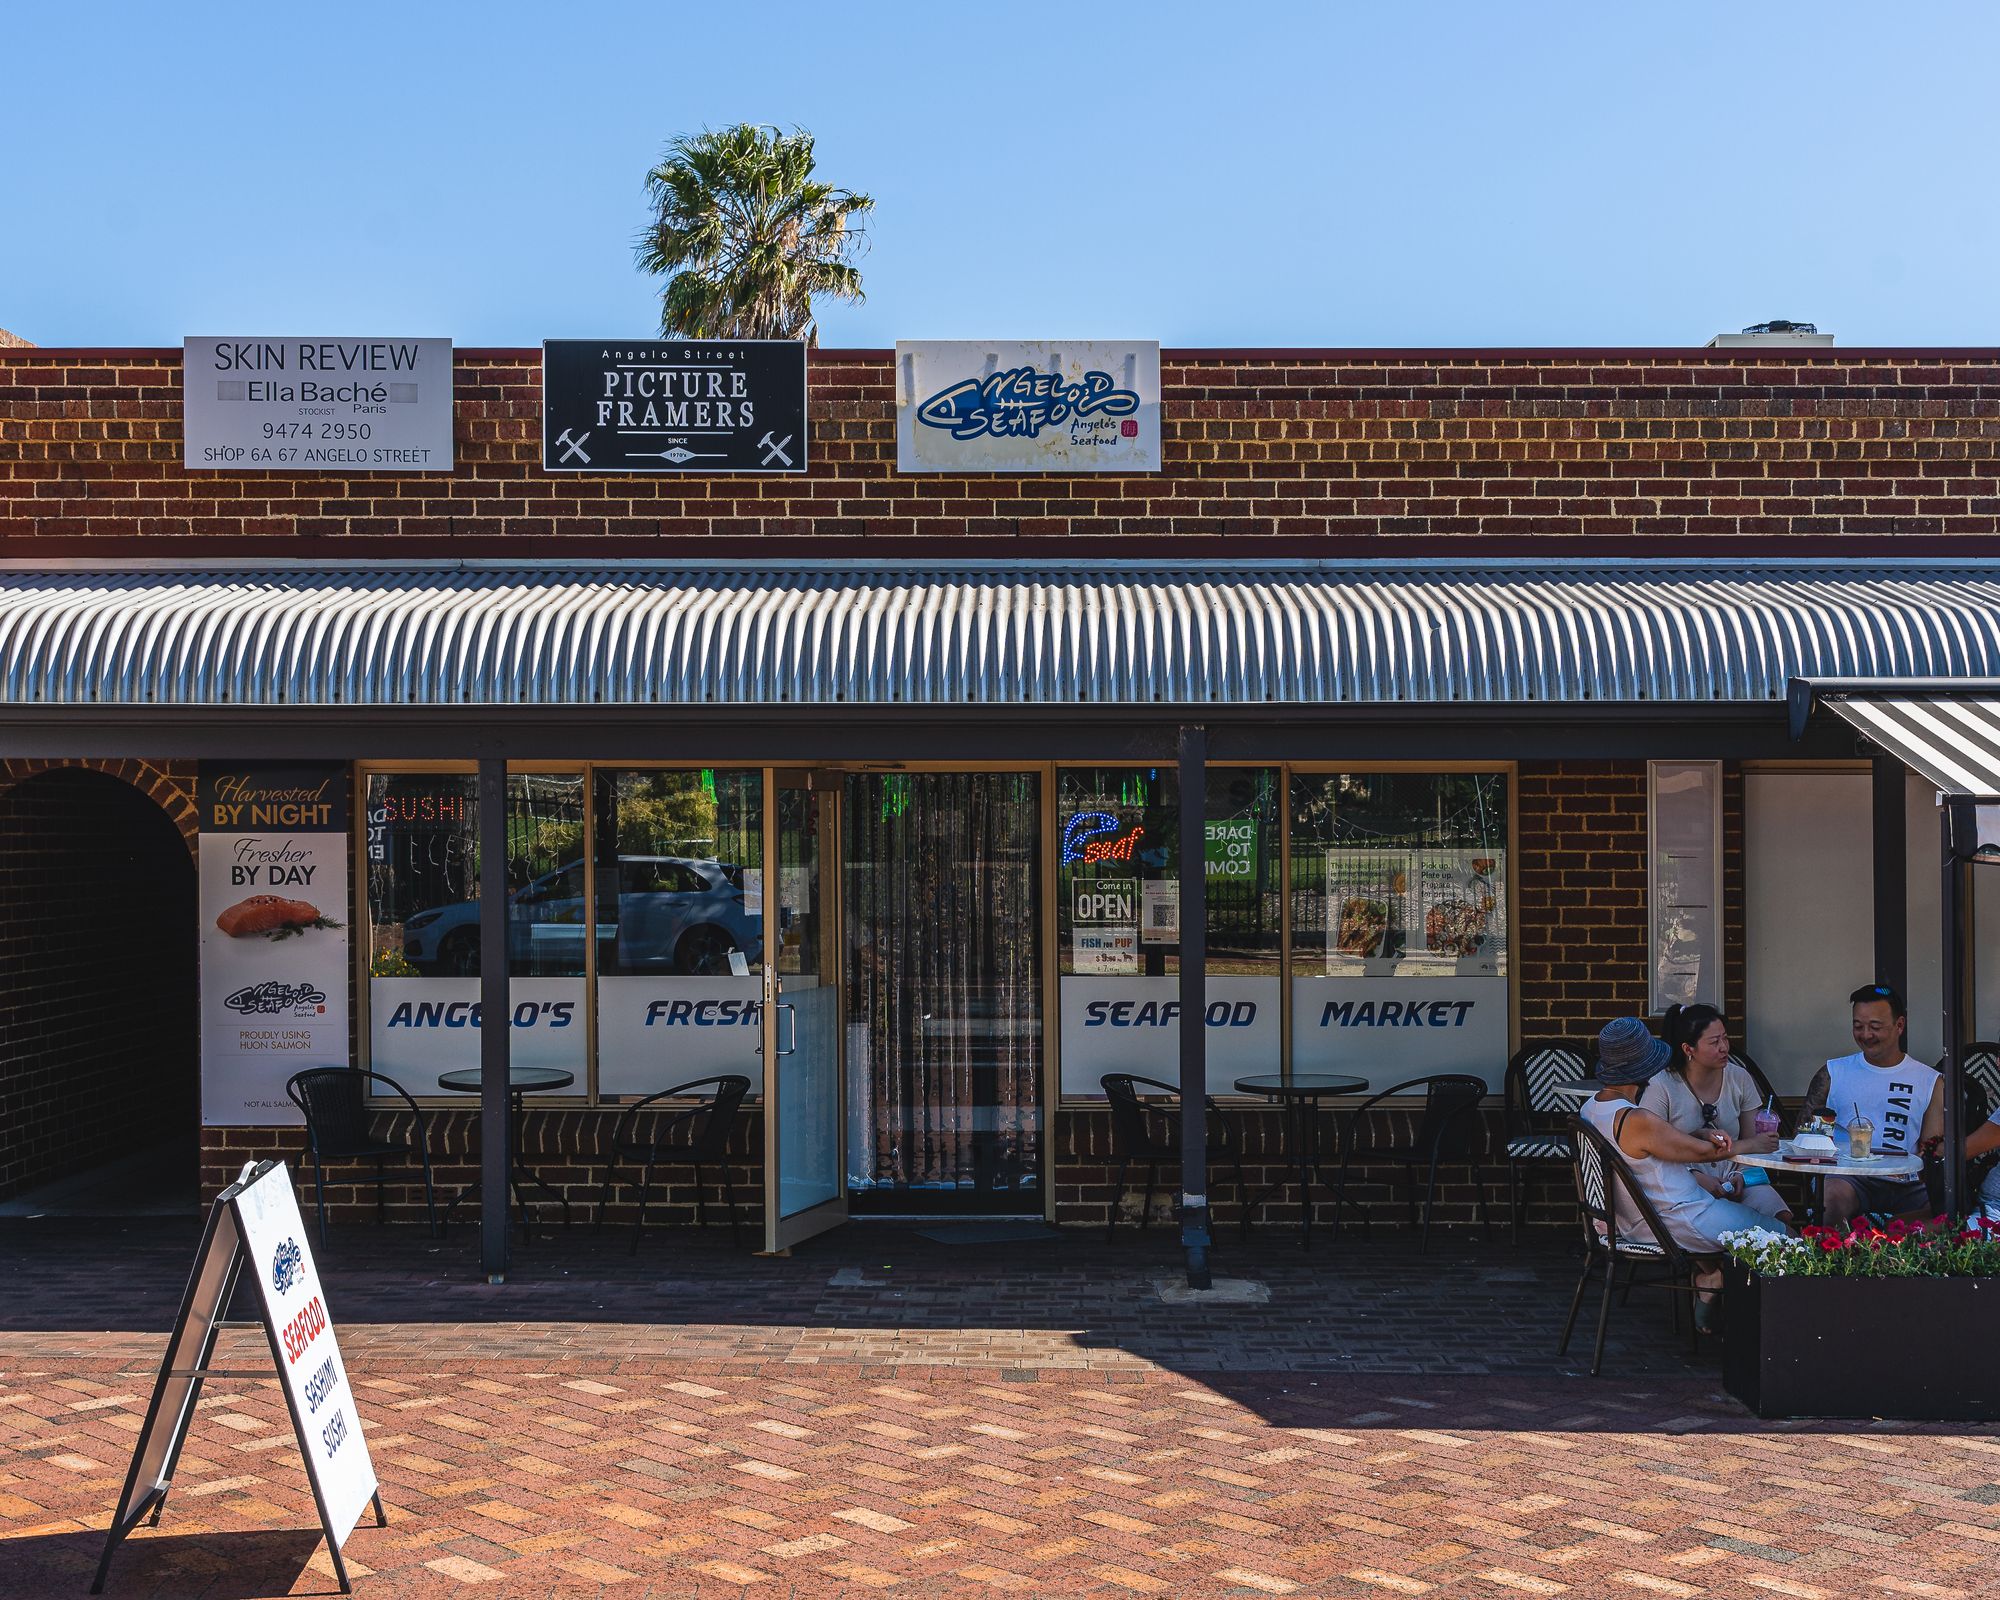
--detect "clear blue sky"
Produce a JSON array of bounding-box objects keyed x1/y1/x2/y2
[{"x1": 6, "y1": 2, "x2": 1995, "y2": 348}]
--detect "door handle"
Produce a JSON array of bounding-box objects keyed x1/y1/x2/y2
[{"x1": 775, "y1": 1001, "x2": 798, "y2": 1057}]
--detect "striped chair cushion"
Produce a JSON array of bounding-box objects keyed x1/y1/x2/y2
[{"x1": 1505, "y1": 1135, "x2": 1572, "y2": 1161}]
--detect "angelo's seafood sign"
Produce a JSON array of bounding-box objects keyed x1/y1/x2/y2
[{"x1": 199, "y1": 763, "x2": 351, "y2": 1126}]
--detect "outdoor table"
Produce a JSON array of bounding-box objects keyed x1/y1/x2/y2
[
  {"x1": 438, "y1": 1066, "x2": 577, "y2": 1238},
  {"x1": 1550, "y1": 1077, "x2": 1599, "y2": 1104},
  {"x1": 1233, "y1": 1072, "x2": 1368, "y2": 1248},
  {"x1": 1734, "y1": 1132, "x2": 1923, "y2": 1223}
]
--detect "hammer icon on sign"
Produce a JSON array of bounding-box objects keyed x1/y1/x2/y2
[
  {"x1": 757, "y1": 432, "x2": 794, "y2": 468},
  {"x1": 555, "y1": 429, "x2": 591, "y2": 465}
]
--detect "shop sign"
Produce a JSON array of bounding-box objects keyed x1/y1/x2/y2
[
  {"x1": 1059, "y1": 975, "x2": 1279, "y2": 1095},
  {"x1": 1291, "y1": 975, "x2": 1509, "y2": 1089},
  {"x1": 183, "y1": 337, "x2": 453, "y2": 471},
  {"x1": 231, "y1": 1161, "x2": 379, "y2": 1545},
  {"x1": 367, "y1": 978, "x2": 585, "y2": 1081},
  {"x1": 541, "y1": 339, "x2": 807, "y2": 473},
  {"x1": 94, "y1": 1160, "x2": 378, "y2": 1592},
  {"x1": 1204, "y1": 818, "x2": 1259, "y2": 879},
  {"x1": 596, "y1": 977, "x2": 762, "y2": 1097},
  {"x1": 896, "y1": 340, "x2": 1161, "y2": 473},
  {"x1": 199, "y1": 764, "x2": 350, "y2": 1126}
]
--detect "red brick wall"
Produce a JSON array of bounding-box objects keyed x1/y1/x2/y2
[
  {"x1": 6, "y1": 348, "x2": 1999, "y2": 558},
  {"x1": 0, "y1": 764, "x2": 198, "y2": 1199}
]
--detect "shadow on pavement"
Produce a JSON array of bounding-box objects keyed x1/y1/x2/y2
[{"x1": 5, "y1": 1527, "x2": 329, "y2": 1599}]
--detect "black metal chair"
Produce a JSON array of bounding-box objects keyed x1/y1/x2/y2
[
  {"x1": 1949, "y1": 1043, "x2": 2000, "y2": 1128},
  {"x1": 1332, "y1": 1074, "x2": 1496, "y2": 1252},
  {"x1": 285, "y1": 1067, "x2": 438, "y2": 1248},
  {"x1": 1101, "y1": 1074, "x2": 1247, "y2": 1241},
  {"x1": 1558, "y1": 1114, "x2": 1706, "y2": 1376},
  {"x1": 1501, "y1": 1041, "x2": 1589, "y2": 1242},
  {"x1": 596, "y1": 1075, "x2": 751, "y2": 1252}
]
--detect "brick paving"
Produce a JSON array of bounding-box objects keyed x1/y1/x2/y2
[{"x1": 4, "y1": 1217, "x2": 1998, "y2": 1598}]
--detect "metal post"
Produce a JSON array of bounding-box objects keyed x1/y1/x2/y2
[
  {"x1": 1940, "y1": 798, "x2": 1970, "y2": 1221},
  {"x1": 1177, "y1": 724, "x2": 1212, "y2": 1289},
  {"x1": 478, "y1": 757, "x2": 510, "y2": 1282},
  {"x1": 1873, "y1": 751, "x2": 1908, "y2": 1000}
]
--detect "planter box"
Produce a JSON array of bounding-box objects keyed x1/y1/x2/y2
[{"x1": 1724, "y1": 1263, "x2": 2000, "y2": 1420}]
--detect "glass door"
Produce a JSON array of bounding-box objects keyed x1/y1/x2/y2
[{"x1": 761, "y1": 771, "x2": 848, "y2": 1252}]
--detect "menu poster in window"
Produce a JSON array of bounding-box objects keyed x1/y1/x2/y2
[
  {"x1": 1323, "y1": 849, "x2": 1412, "y2": 973},
  {"x1": 198, "y1": 764, "x2": 350, "y2": 1126},
  {"x1": 1649, "y1": 760, "x2": 1720, "y2": 1011},
  {"x1": 1406, "y1": 849, "x2": 1506, "y2": 977}
]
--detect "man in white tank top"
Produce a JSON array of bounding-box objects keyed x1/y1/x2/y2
[{"x1": 1801, "y1": 984, "x2": 1942, "y2": 1228}]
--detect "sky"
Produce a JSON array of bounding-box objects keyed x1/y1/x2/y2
[{"x1": 5, "y1": 2, "x2": 1997, "y2": 349}]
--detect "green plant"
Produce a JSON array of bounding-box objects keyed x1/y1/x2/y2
[
  {"x1": 370, "y1": 948, "x2": 419, "y2": 978},
  {"x1": 1722, "y1": 1216, "x2": 2000, "y2": 1278},
  {"x1": 635, "y1": 123, "x2": 872, "y2": 342}
]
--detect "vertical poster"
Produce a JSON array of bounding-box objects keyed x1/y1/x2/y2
[
  {"x1": 199, "y1": 764, "x2": 350, "y2": 1125},
  {"x1": 1649, "y1": 760, "x2": 1720, "y2": 1011}
]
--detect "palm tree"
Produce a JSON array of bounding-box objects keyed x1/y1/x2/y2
[{"x1": 636, "y1": 124, "x2": 873, "y2": 344}]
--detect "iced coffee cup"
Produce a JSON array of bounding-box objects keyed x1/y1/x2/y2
[{"x1": 1847, "y1": 1112, "x2": 1874, "y2": 1160}]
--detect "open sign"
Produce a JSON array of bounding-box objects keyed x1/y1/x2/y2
[{"x1": 1072, "y1": 880, "x2": 1136, "y2": 924}]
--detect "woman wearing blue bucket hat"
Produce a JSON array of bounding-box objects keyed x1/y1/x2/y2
[{"x1": 1579, "y1": 1016, "x2": 1789, "y2": 1329}]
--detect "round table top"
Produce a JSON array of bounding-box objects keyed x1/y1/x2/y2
[
  {"x1": 1550, "y1": 1078, "x2": 1600, "y2": 1102},
  {"x1": 437, "y1": 1067, "x2": 576, "y2": 1093},
  {"x1": 1233, "y1": 1073, "x2": 1368, "y2": 1097},
  {"x1": 1735, "y1": 1136, "x2": 1922, "y2": 1180}
]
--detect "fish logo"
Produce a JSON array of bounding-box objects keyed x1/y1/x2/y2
[
  {"x1": 917, "y1": 366, "x2": 1140, "y2": 442},
  {"x1": 272, "y1": 1238, "x2": 303, "y2": 1295}
]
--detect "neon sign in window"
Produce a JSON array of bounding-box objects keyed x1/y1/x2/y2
[{"x1": 1062, "y1": 811, "x2": 1146, "y2": 864}]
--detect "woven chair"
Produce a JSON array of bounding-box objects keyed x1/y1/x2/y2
[
  {"x1": 285, "y1": 1067, "x2": 438, "y2": 1248},
  {"x1": 1501, "y1": 1041, "x2": 1589, "y2": 1242},
  {"x1": 1101, "y1": 1074, "x2": 1246, "y2": 1241},
  {"x1": 1332, "y1": 1074, "x2": 1496, "y2": 1253},
  {"x1": 1558, "y1": 1114, "x2": 1706, "y2": 1376},
  {"x1": 596, "y1": 1075, "x2": 752, "y2": 1252}
]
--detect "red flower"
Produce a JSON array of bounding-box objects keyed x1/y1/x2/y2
[{"x1": 1818, "y1": 1236, "x2": 1844, "y2": 1252}]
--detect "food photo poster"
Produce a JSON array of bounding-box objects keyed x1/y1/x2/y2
[{"x1": 198, "y1": 763, "x2": 350, "y2": 1124}]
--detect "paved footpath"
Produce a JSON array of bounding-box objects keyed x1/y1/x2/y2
[{"x1": 3, "y1": 1220, "x2": 1997, "y2": 1598}]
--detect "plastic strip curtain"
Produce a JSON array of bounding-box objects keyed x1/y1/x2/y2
[{"x1": 844, "y1": 774, "x2": 1042, "y2": 1199}]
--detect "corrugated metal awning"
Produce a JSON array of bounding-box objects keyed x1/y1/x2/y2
[
  {"x1": 1822, "y1": 695, "x2": 2000, "y2": 800},
  {"x1": 4, "y1": 562, "x2": 2000, "y2": 710}
]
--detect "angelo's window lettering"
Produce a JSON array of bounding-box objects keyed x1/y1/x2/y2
[{"x1": 364, "y1": 771, "x2": 587, "y2": 1087}]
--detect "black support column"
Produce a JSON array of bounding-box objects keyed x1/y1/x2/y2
[
  {"x1": 1177, "y1": 724, "x2": 1212, "y2": 1289},
  {"x1": 478, "y1": 757, "x2": 511, "y2": 1283},
  {"x1": 1873, "y1": 750, "x2": 1908, "y2": 999},
  {"x1": 1940, "y1": 798, "x2": 1972, "y2": 1221}
]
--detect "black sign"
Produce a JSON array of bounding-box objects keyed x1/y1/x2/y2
[
  {"x1": 541, "y1": 339, "x2": 807, "y2": 473},
  {"x1": 199, "y1": 762, "x2": 350, "y2": 833}
]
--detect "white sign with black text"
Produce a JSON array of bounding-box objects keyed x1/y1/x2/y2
[{"x1": 183, "y1": 338, "x2": 453, "y2": 472}]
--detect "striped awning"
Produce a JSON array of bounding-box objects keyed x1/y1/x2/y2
[
  {"x1": 6, "y1": 561, "x2": 2000, "y2": 710},
  {"x1": 1823, "y1": 695, "x2": 2000, "y2": 800}
]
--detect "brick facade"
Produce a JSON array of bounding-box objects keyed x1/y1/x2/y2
[
  {"x1": 5, "y1": 347, "x2": 2000, "y2": 558},
  {"x1": 2, "y1": 344, "x2": 1917, "y2": 1229}
]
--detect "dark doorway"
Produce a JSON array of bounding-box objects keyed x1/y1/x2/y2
[
  {"x1": 0, "y1": 770, "x2": 199, "y2": 1215},
  {"x1": 843, "y1": 772, "x2": 1043, "y2": 1215}
]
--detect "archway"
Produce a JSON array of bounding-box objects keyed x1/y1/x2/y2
[{"x1": 0, "y1": 769, "x2": 199, "y2": 1213}]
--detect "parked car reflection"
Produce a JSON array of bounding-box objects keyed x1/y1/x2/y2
[{"x1": 400, "y1": 856, "x2": 762, "y2": 976}]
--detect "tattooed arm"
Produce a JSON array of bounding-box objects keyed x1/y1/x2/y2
[{"x1": 1800, "y1": 1065, "x2": 1832, "y2": 1124}]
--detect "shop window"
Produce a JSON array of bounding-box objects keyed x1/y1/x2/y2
[
  {"x1": 362, "y1": 772, "x2": 587, "y2": 1091},
  {"x1": 591, "y1": 769, "x2": 764, "y2": 1098},
  {"x1": 1056, "y1": 766, "x2": 1280, "y2": 1095},
  {"x1": 1290, "y1": 772, "x2": 1509, "y2": 1089}
]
